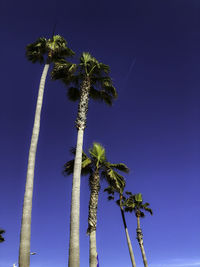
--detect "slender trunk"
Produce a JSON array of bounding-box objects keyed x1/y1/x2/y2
[
  {"x1": 68, "y1": 77, "x2": 90, "y2": 267},
  {"x1": 136, "y1": 216, "x2": 148, "y2": 267},
  {"x1": 19, "y1": 64, "x2": 49, "y2": 267},
  {"x1": 120, "y1": 206, "x2": 137, "y2": 267},
  {"x1": 90, "y1": 231, "x2": 97, "y2": 267},
  {"x1": 88, "y1": 169, "x2": 100, "y2": 267}
]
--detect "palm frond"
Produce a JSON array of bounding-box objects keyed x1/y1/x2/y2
[
  {"x1": 89, "y1": 143, "x2": 106, "y2": 164},
  {"x1": 47, "y1": 35, "x2": 75, "y2": 61},
  {"x1": 63, "y1": 147, "x2": 92, "y2": 177},
  {"x1": 98, "y1": 91, "x2": 113, "y2": 106},
  {"x1": 125, "y1": 191, "x2": 133, "y2": 196},
  {"x1": 26, "y1": 37, "x2": 47, "y2": 64},
  {"x1": 104, "y1": 186, "x2": 115, "y2": 195},
  {"x1": 140, "y1": 212, "x2": 145, "y2": 218},
  {"x1": 51, "y1": 61, "x2": 76, "y2": 81},
  {"x1": 67, "y1": 87, "x2": 80, "y2": 101},
  {"x1": 108, "y1": 163, "x2": 129, "y2": 173},
  {"x1": 142, "y1": 203, "x2": 153, "y2": 215},
  {"x1": 63, "y1": 160, "x2": 74, "y2": 176},
  {"x1": 105, "y1": 168, "x2": 126, "y2": 193},
  {"x1": 82, "y1": 157, "x2": 92, "y2": 168},
  {"x1": 0, "y1": 229, "x2": 5, "y2": 235},
  {"x1": 135, "y1": 193, "x2": 143, "y2": 203}
]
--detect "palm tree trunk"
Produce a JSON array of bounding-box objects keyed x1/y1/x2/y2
[
  {"x1": 68, "y1": 76, "x2": 90, "y2": 267},
  {"x1": 19, "y1": 64, "x2": 49, "y2": 267},
  {"x1": 68, "y1": 128, "x2": 84, "y2": 267},
  {"x1": 90, "y1": 231, "x2": 97, "y2": 267},
  {"x1": 120, "y1": 207, "x2": 137, "y2": 267},
  {"x1": 136, "y1": 216, "x2": 148, "y2": 267},
  {"x1": 87, "y1": 169, "x2": 100, "y2": 267}
]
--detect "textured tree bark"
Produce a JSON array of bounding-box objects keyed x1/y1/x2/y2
[
  {"x1": 136, "y1": 217, "x2": 148, "y2": 267},
  {"x1": 88, "y1": 169, "x2": 100, "y2": 267},
  {"x1": 68, "y1": 76, "x2": 90, "y2": 267},
  {"x1": 120, "y1": 207, "x2": 137, "y2": 267},
  {"x1": 19, "y1": 64, "x2": 49, "y2": 267}
]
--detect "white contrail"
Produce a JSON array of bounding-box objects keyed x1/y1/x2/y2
[{"x1": 124, "y1": 57, "x2": 136, "y2": 86}]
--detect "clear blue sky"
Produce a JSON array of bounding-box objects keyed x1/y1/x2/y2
[{"x1": 1, "y1": 0, "x2": 200, "y2": 266}]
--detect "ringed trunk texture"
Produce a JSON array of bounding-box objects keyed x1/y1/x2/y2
[
  {"x1": 68, "y1": 77, "x2": 90, "y2": 267},
  {"x1": 88, "y1": 169, "x2": 100, "y2": 267},
  {"x1": 136, "y1": 217, "x2": 148, "y2": 267},
  {"x1": 120, "y1": 207, "x2": 137, "y2": 267},
  {"x1": 19, "y1": 64, "x2": 49, "y2": 267}
]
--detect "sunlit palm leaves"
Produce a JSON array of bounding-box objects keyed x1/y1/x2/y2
[
  {"x1": 124, "y1": 192, "x2": 153, "y2": 217},
  {"x1": 26, "y1": 35, "x2": 74, "y2": 64},
  {"x1": 64, "y1": 142, "x2": 128, "y2": 193},
  {"x1": 51, "y1": 52, "x2": 117, "y2": 105}
]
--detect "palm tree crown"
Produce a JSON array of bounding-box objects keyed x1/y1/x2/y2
[
  {"x1": 26, "y1": 35, "x2": 74, "y2": 64},
  {"x1": 64, "y1": 143, "x2": 128, "y2": 267},
  {"x1": 64, "y1": 142, "x2": 128, "y2": 205},
  {"x1": 51, "y1": 52, "x2": 117, "y2": 128},
  {"x1": 124, "y1": 192, "x2": 153, "y2": 217}
]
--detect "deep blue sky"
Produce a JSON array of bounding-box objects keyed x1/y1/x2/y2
[{"x1": 1, "y1": 0, "x2": 200, "y2": 266}]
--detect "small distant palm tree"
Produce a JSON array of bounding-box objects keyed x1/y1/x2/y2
[
  {"x1": 124, "y1": 192, "x2": 153, "y2": 267},
  {"x1": 64, "y1": 142, "x2": 128, "y2": 267},
  {"x1": 0, "y1": 229, "x2": 5, "y2": 243},
  {"x1": 52, "y1": 53, "x2": 117, "y2": 267},
  {"x1": 104, "y1": 187, "x2": 137, "y2": 267},
  {"x1": 19, "y1": 35, "x2": 74, "y2": 267}
]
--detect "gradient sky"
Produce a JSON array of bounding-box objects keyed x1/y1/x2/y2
[{"x1": 1, "y1": 0, "x2": 200, "y2": 266}]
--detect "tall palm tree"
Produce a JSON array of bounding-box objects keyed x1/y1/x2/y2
[
  {"x1": 104, "y1": 187, "x2": 137, "y2": 267},
  {"x1": 52, "y1": 53, "x2": 117, "y2": 267},
  {"x1": 124, "y1": 192, "x2": 153, "y2": 267},
  {"x1": 64, "y1": 142, "x2": 128, "y2": 267},
  {"x1": 19, "y1": 35, "x2": 74, "y2": 267},
  {"x1": 0, "y1": 229, "x2": 5, "y2": 243}
]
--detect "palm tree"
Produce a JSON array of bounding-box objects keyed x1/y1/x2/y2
[
  {"x1": 124, "y1": 192, "x2": 153, "y2": 267},
  {"x1": 52, "y1": 53, "x2": 117, "y2": 267},
  {"x1": 104, "y1": 187, "x2": 137, "y2": 267},
  {"x1": 19, "y1": 35, "x2": 74, "y2": 267},
  {"x1": 64, "y1": 142, "x2": 128, "y2": 267},
  {"x1": 0, "y1": 229, "x2": 5, "y2": 243}
]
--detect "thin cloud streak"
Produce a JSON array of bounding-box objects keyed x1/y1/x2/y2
[{"x1": 123, "y1": 57, "x2": 136, "y2": 88}]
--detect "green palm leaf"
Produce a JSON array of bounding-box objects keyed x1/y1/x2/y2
[
  {"x1": 52, "y1": 51, "x2": 117, "y2": 106},
  {"x1": 89, "y1": 142, "x2": 106, "y2": 165}
]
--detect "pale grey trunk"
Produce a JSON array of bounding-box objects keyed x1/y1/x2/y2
[
  {"x1": 68, "y1": 77, "x2": 90, "y2": 267},
  {"x1": 19, "y1": 64, "x2": 49, "y2": 267},
  {"x1": 90, "y1": 231, "x2": 97, "y2": 267},
  {"x1": 136, "y1": 217, "x2": 148, "y2": 267},
  {"x1": 88, "y1": 170, "x2": 100, "y2": 267},
  {"x1": 120, "y1": 206, "x2": 137, "y2": 267},
  {"x1": 68, "y1": 129, "x2": 84, "y2": 267},
  {"x1": 125, "y1": 228, "x2": 136, "y2": 267}
]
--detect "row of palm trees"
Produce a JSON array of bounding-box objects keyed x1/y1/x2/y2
[
  {"x1": 105, "y1": 186, "x2": 153, "y2": 267},
  {"x1": 17, "y1": 33, "x2": 153, "y2": 267}
]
